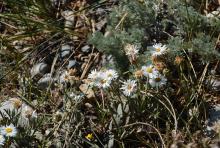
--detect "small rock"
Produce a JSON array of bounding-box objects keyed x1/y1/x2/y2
[
  {"x1": 207, "y1": 78, "x2": 220, "y2": 92},
  {"x1": 79, "y1": 83, "x2": 95, "y2": 99},
  {"x1": 38, "y1": 74, "x2": 54, "y2": 89},
  {"x1": 62, "y1": 10, "x2": 75, "y2": 28},
  {"x1": 81, "y1": 45, "x2": 91, "y2": 53},
  {"x1": 96, "y1": 18, "x2": 107, "y2": 31},
  {"x1": 31, "y1": 63, "x2": 50, "y2": 78},
  {"x1": 85, "y1": 103, "x2": 93, "y2": 108},
  {"x1": 67, "y1": 60, "x2": 77, "y2": 69},
  {"x1": 209, "y1": 104, "x2": 220, "y2": 123},
  {"x1": 205, "y1": 104, "x2": 220, "y2": 137},
  {"x1": 60, "y1": 44, "x2": 71, "y2": 58}
]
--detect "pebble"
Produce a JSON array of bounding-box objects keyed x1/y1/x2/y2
[
  {"x1": 60, "y1": 44, "x2": 71, "y2": 58},
  {"x1": 62, "y1": 10, "x2": 75, "y2": 28},
  {"x1": 67, "y1": 60, "x2": 77, "y2": 69},
  {"x1": 85, "y1": 103, "x2": 93, "y2": 108},
  {"x1": 79, "y1": 83, "x2": 95, "y2": 99},
  {"x1": 207, "y1": 78, "x2": 220, "y2": 92},
  {"x1": 38, "y1": 74, "x2": 54, "y2": 89},
  {"x1": 81, "y1": 45, "x2": 91, "y2": 53},
  {"x1": 31, "y1": 62, "x2": 50, "y2": 78},
  {"x1": 209, "y1": 104, "x2": 220, "y2": 123},
  {"x1": 205, "y1": 104, "x2": 220, "y2": 137}
]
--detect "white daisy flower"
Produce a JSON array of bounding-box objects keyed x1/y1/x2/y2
[
  {"x1": 124, "y1": 44, "x2": 139, "y2": 57},
  {"x1": 120, "y1": 79, "x2": 137, "y2": 97},
  {"x1": 151, "y1": 43, "x2": 167, "y2": 56},
  {"x1": 88, "y1": 69, "x2": 101, "y2": 86},
  {"x1": 141, "y1": 65, "x2": 159, "y2": 78},
  {"x1": 0, "y1": 135, "x2": 5, "y2": 145},
  {"x1": 1, "y1": 124, "x2": 17, "y2": 137},
  {"x1": 0, "y1": 98, "x2": 23, "y2": 119},
  {"x1": 1, "y1": 98, "x2": 22, "y2": 110},
  {"x1": 88, "y1": 69, "x2": 99, "y2": 80},
  {"x1": 149, "y1": 73, "x2": 167, "y2": 88},
  {"x1": 95, "y1": 73, "x2": 111, "y2": 89},
  {"x1": 105, "y1": 69, "x2": 118, "y2": 80}
]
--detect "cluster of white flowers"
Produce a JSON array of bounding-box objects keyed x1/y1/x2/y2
[
  {"x1": 0, "y1": 124, "x2": 17, "y2": 145},
  {"x1": 88, "y1": 69, "x2": 118, "y2": 89},
  {"x1": 87, "y1": 43, "x2": 168, "y2": 96},
  {"x1": 141, "y1": 64, "x2": 167, "y2": 88},
  {"x1": 138, "y1": 43, "x2": 168, "y2": 88},
  {"x1": 0, "y1": 98, "x2": 37, "y2": 127}
]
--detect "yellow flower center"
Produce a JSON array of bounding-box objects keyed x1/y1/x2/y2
[
  {"x1": 100, "y1": 79, "x2": 107, "y2": 84},
  {"x1": 108, "y1": 74, "x2": 112, "y2": 77},
  {"x1": 146, "y1": 67, "x2": 153, "y2": 73},
  {"x1": 86, "y1": 133, "x2": 93, "y2": 140},
  {"x1": 155, "y1": 77, "x2": 161, "y2": 82},
  {"x1": 156, "y1": 48, "x2": 161, "y2": 52},
  {"x1": 5, "y1": 127, "x2": 12, "y2": 133},
  {"x1": 127, "y1": 84, "x2": 132, "y2": 90},
  {"x1": 12, "y1": 99, "x2": 22, "y2": 109}
]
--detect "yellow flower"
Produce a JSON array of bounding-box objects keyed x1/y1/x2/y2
[{"x1": 85, "y1": 133, "x2": 93, "y2": 140}]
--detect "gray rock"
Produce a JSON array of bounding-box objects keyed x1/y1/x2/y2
[
  {"x1": 211, "y1": 79, "x2": 220, "y2": 92},
  {"x1": 31, "y1": 63, "x2": 50, "y2": 78},
  {"x1": 61, "y1": 50, "x2": 70, "y2": 58},
  {"x1": 81, "y1": 45, "x2": 90, "y2": 53},
  {"x1": 38, "y1": 74, "x2": 54, "y2": 89},
  {"x1": 207, "y1": 78, "x2": 220, "y2": 92},
  {"x1": 209, "y1": 104, "x2": 220, "y2": 124},
  {"x1": 62, "y1": 10, "x2": 75, "y2": 28},
  {"x1": 67, "y1": 60, "x2": 76, "y2": 69},
  {"x1": 96, "y1": 18, "x2": 107, "y2": 31},
  {"x1": 60, "y1": 44, "x2": 71, "y2": 58},
  {"x1": 205, "y1": 104, "x2": 220, "y2": 137}
]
